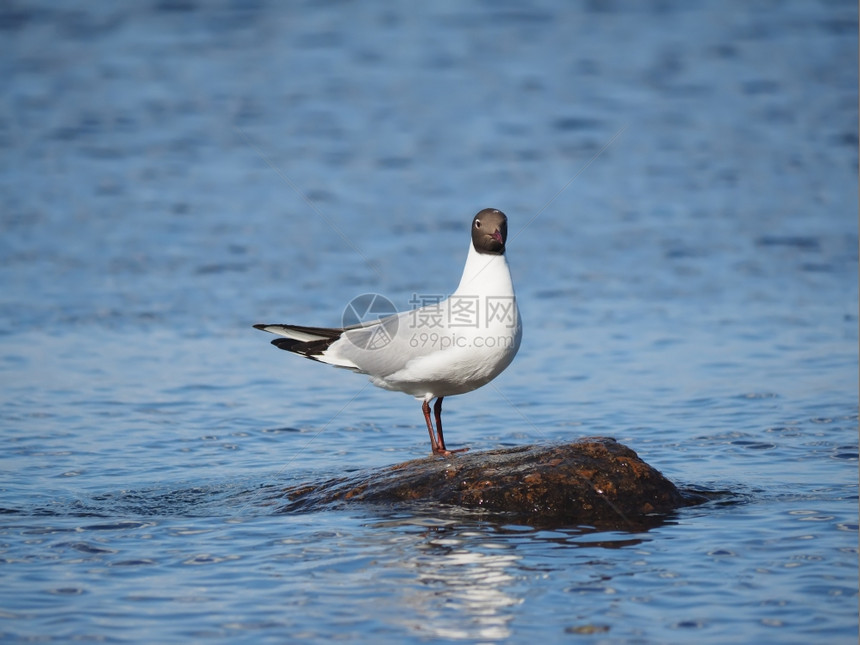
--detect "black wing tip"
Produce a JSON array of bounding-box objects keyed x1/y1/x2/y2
[
  {"x1": 253, "y1": 323, "x2": 270, "y2": 331},
  {"x1": 270, "y1": 336, "x2": 337, "y2": 360},
  {"x1": 271, "y1": 337, "x2": 320, "y2": 356}
]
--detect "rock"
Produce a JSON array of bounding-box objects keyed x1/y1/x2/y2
[{"x1": 278, "y1": 437, "x2": 707, "y2": 528}]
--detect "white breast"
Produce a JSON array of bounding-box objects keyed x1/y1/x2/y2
[{"x1": 329, "y1": 242, "x2": 521, "y2": 399}]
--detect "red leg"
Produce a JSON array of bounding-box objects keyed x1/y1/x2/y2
[
  {"x1": 431, "y1": 397, "x2": 468, "y2": 455},
  {"x1": 422, "y1": 400, "x2": 439, "y2": 453},
  {"x1": 433, "y1": 397, "x2": 446, "y2": 451}
]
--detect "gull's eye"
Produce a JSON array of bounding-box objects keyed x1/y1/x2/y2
[{"x1": 475, "y1": 220, "x2": 481, "y2": 229}]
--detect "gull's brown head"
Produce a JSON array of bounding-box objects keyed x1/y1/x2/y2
[{"x1": 471, "y1": 208, "x2": 507, "y2": 255}]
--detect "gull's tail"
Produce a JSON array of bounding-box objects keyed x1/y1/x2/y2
[{"x1": 253, "y1": 324, "x2": 358, "y2": 370}]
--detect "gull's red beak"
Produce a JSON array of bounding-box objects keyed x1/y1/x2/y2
[{"x1": 491, "y1": 230, "x2": 504, "y2": 245}]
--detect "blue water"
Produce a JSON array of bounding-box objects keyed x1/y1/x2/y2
[{"x1": 1, "y1": 1, "x2": 857, "y2": 643}]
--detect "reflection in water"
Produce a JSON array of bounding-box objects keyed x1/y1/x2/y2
[
  {"x1": 368, "y1": 510, "x2": 658, "y2": 640},
  {"x1": 404, "y1": 531, "x2": 522, "y2": 640}
]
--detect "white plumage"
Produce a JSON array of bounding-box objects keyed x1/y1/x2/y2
[{"x1": 255, "y1": 208, "x2": 521, "y2": 454}]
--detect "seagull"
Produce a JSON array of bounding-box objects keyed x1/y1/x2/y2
[{"x1": 254, "y1": 208, "x2": 522, "y2": 455}]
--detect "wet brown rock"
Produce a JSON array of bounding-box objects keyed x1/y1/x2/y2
[{"x1": 279, "y1": 437, "x2": 705, "y2": 528}]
